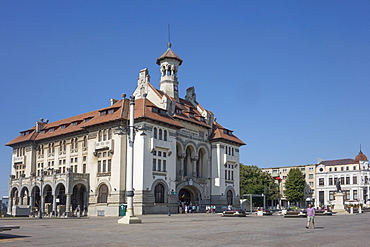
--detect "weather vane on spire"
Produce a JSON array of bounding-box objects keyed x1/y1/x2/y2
[{"x1": 167, "y1": 23, "x2": 172, "y2": 48}]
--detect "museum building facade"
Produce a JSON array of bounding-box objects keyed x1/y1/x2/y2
[{"x1": 6, "y1": 43, "x2": 245, "y2": 216}]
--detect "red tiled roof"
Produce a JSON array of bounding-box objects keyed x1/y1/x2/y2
[
  {"x1": 7, "y1": 90, "x2": 244, "y2": 147},
  {"x1": 133, "y1": 98, "x2": 184, "y2": 128},
  {"x1": 210, "y1": 122, "x2": 246, "y2": 146},
  {"x1": 156, "y1": 45, "x2": 183, "y2": 65},
  {"x1": 355, "y1": 151, "x2": 368, "y2": 161},
  {"x1": 320, "y1": 159, "x2": 358, "y2": 166}
]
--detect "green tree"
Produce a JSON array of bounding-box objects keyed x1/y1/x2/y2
[
  {"x1": 284, "y1": 168, "x2": 305, "y2": 205},
  {"x1": 239, "y1": 164, "x2": 280, "y2": 206}
]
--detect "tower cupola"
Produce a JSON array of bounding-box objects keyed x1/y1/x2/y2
[{"x1": 156, "y1": 42, "x2": 183, "y2": 101}]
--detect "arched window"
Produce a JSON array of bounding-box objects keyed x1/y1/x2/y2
[
  {"x1": 159, "y1": 129, "x2": 163, "y2": 140},
  {"x1": 154, "y1": 184, "x2": 165, "y2": 203},
  {"x1": 227, "y1": 190, "x2": 233, "y2": 206},
  {"x1": 164, "y1": 130, "x2": 168, "y2": 141},
  {"x1": 98, "y1": 184, "x2": 108, "y2": 203},
  {"x1": 153, "y1": 128, "x2": 157, "y2": 139}
]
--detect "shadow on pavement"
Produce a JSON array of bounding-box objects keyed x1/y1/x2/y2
[{"x1": 0, "y1": 233, "x2": 30, "y2": 239}]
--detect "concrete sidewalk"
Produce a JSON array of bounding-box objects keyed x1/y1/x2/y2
[{"x1": 1, "y1": 213, "x2": 369, "y2": 247}]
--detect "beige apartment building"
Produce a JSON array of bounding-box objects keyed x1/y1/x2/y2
[{"x1": 262, "y1": 164, "x2": 316, "y2": 208}]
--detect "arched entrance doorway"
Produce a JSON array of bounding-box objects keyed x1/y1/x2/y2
[
  {"x1": 32, "y1": 186, "x2": 41, "y2": 214},
  {"x1": 20, "y1": 187, "x2": 29, "y2": 205},
  {"x1": 178, "y1": 186, "x2": 201, "y2": 210},
  {"x1": 72, "y1": 184, "x2": 87, "y2": 213},
  {"x1": 55, "y1": 184, "x2": 66, "y2": 216},
  {"x1": 44, "y1": 185, "x2": 53, "y2": 215},
  {"x1": 227, "y1": 190, "x2": 233, "y2": 206}
]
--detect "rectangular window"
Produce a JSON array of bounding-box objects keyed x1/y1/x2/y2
[
  {"x1": 108, "y1": 160, "x2": 111, "y2": 172},
  {"x1": 329, "y1": 191, "x2": 335, "y2": 200},
  {"x1": 319, "y1": 178, "x2": 324, "y2": 186},
  {"x1": 309, "y1": 182, "x2": 314, "y2": 186},
  {"x1": 163, "y1": 152, "x2": 166, "y2": 157},
  {"x1": 158, "y1": 160, "x2": 161, "y2": 171},
  {"x1": 75, "y1": 157, "x2": 78, "y2": 163},
  {"x1": 282, "y1": 169, "x2": 287, "y2": 173},
  {"x1": 340, "y1": 177, "x2": 345, "y2": 185},
  {"x1": 353, "y1": 190, "x2": 358, "y2": 200},
  {"x1": 153, "y1": 159, "x2": 156, "y2": 171},
  {"x1": 103, "y1": 160, "x2": 106, "y2": 172},
  {"x1": 83, "y1": 164, "x2": 86, "y2": 174},
  {"x1": 83, "y1": 156, "x2": 87, "y2": 161},
  {"x1": 346, "y1": 176, "x2": 350, "y2": 184},
  {"x1": 71, "y1": 158, "x2": 74, "y2": 163},
  {"x1": 98, "y1": 161, "x2": 101, "y2": 173},
  {"x1": 74, "y1": 165, "x2": 77, "y2": 173},
  {"x1": 158, "y1": 151, "x2": 162, "y2": 157},
  {"x1": 231, "y1": 171, "x2": 234, "y2": 180},
  {"x1": 329, "y1": 178, "x2": 333, "y2": 185},
  {"x1": 353, "y1": 176, "x2": 357, "y2": 184},
  {"x1": 163, "y1": 160, "x2": 166, "y2": 172},
  {"x1": 309, "y1": 167, "x2": 314, "y2": 171},
  {"x1": 225, "y1": 170, "x2": 227, "y2": 179},
  {"x1": 309, "y1": 174, "x2": 314, "y2": 179}
]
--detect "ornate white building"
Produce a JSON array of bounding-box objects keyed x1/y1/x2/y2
[
  {"x1": 6, "y1": 43, "x2": 245, "y2": 216},
  {"x1": 315, "y1": 150, "x2": 370, "y2": 207}
]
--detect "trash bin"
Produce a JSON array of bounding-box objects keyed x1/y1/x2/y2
[{"x1": 119, "y1": 204, "x2": 127, "y2": 216}]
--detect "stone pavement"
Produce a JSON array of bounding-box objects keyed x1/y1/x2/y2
[{"x1": 1, "y1": 213, "x2": 370, "y2": 247}]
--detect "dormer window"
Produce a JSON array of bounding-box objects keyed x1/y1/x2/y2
[
  {"x1": 50, "y1": 128, "x2": 54, "y2": 132},
  {"x1": 108, "y1": 109, "x2": 115, "y2": 114},
  {"x1": 159, "y1": 109, "x2": 167, "y2": 115},
  {"x1": 61, "y1": 125, "x2": 66, "y2": 129},
  {"x1": 85, "y1": 118, "x2": 92, "y2": 123},
  {"x1": 175, "y1": 109, "x2": 182, "y2": 114},
  {"x1": 72, "y1": 122, "x2": 78, "y2": 126},
  {"x1": 152, "y1": 107, "x2": 159, "y2": 113},
  {"x1": 100, "y1": 111, "x2": 106, "y2": 116},
  {"x1": 200, "y1": 117, "x2": 205, "y2": 122},
  {"x1": 40, "y1": 130, "x2": 46, "y2": 134},
  {"x1": 189, "y1": 113, "x2": 194, "y2": 118}
]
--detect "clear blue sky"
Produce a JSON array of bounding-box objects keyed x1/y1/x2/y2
[{"x1": 1, "y1": 1, "x2": 370, "y2": 197}]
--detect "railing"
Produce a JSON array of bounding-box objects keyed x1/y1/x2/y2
[
  {"x1": 14, "y1": 156, "x2": 25, "y2": 164},
  {"x1": 95, "y1": 139, "x2": 113, "y2": 151}
]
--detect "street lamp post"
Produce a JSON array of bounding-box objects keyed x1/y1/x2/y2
[
  {"x1": 39, "y1": 167, "x2": 44, "y2": 219},
  {"x1": 117, "y1": 96, "x2": 142, "y2": 224}
]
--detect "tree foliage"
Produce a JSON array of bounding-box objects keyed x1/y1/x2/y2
[
  {"x1": 240, "y1": 164, "x2": 280, "y2": 201},
  {"x1": 284, "y1": 168, "x2": 305, "y2": 204}
]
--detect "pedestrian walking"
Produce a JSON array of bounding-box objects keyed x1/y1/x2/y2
[{"x1": 306, "y1": 204, "x2": 315, "y2": 229}]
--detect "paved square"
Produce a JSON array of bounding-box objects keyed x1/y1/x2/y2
[{"x1": 1, "y1": 213, "x2": 369, "y2": 246}]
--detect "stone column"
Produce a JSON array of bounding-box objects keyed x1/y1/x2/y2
[
  {"x1": 83, "y1": 190, "x2": 89, "y2": 216},
  {"x1": 41, "y1": 195, "x2": 45, "y2": 215},
  {"x1": 178, "y1": 153, "x2": 185, "y2": 178},
  {"x1": 65, "y1": 193, "x2": 72, "y2": 216},
  {"x1": 52, "y1": 193, "x2": 57, "y2": 216},
  {"x1": 191, "y1": 156, "x2": 199, "y2": 177}
]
